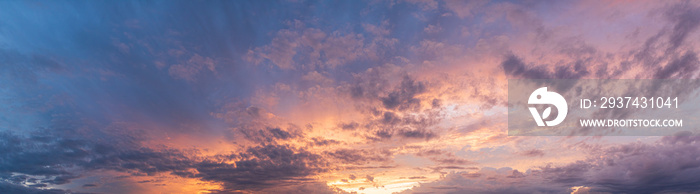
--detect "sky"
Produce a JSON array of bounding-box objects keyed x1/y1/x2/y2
[{"x1": 2, "y1": 0, "x2": 700, "y2": 193}]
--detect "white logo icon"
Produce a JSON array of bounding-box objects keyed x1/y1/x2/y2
[{"x1": 528, "y1": 87, "x2": 567, "y2": 126}]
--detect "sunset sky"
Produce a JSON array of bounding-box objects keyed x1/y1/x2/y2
[{"x1": 2, "y1": 0, "x2": 700, "y2": 193}]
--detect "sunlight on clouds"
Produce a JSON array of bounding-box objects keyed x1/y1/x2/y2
[{"x1": 2, "y1": 0, "x2": 700, "y2": 193}]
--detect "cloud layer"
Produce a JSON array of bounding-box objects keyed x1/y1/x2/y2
[{"x1": 1, "y1": 0, "x2": 700, "y2": 193}]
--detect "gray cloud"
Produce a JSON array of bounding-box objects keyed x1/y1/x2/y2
[
  {"x1": 519, "y1": 149, "x2": 545, "y2": 157},
  {"x1": 0, "y1": 131, "x2": 195, "y2": 191},
  {"x1": 197, "y1": 144, "x2": 328, "y2": 192},
  {"x1": 381, "y1": 76, "x2": 426, "y2": 111},
  {"x1": 653, "y1": 51, "x2": 699, "y2": 79},
  {"x1": 363, "y1": 110, "x2": 441, "y2": 141},
  {"x1": 501, "y1": 55, "x2": 552, "y2": 79},
  {"x1": 0, "y1": 129, "x2": 336, "y2": 193},
  {"x1": 0, "y1": 180, "x2": 67, "y2": 194},
  {"x1": 325, "y1": 148, "x2": 392, "y2": 165},
  {"x1": 501, "y1": 55, "x2": 589, "y2": 79},
  {"x1": 665, "y1": 2, "x2": 700, "y2": 51},
  {"x1": 401, "y1": 133, "x2": 700, "y2": 194}
]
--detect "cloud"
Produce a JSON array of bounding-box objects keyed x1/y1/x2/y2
[
  {"x1": 413, "y1": 148, "x2": 473, "y2": 166},
  {"x1": 342, "y1": 69, "x2": 444, "y2": 142},
  {"x1": 0, "y1": 180, "x2": 67, "y2": 194},
  {"x1": 399, "y1": 167, "x2": 564, "y2": 194},
  {"x1": 4, "y1": 0, "x2": 700, "y2": 193},
  {"x1": 402, "y1": 133, "x2": 700, "y2": 193},
  {"x1": 0, "y1": 128, "x2": 332, "y2": 193},
  {"x1": 396, "y1": 128, "x2": 436, "y2": 140},
  {"x1": 0, "y1": 131, "x2": 195, "y2": 190},
  {"x1": 653, "y1": 51, "x2": 699, "y2": 79},
  {"x1": 501, "y1": 55, "x2": 589, "y2": 79},
  {"x1": 664, "y1": 2, "x2": 700, "y2": 50},
  {"x1": 518, "y1": 149, "x2": 545, "y2": 157},
  {"x1": 325, "y1": 148, "x2": 392, "y2": 165},
  {"x1": 381, "y1": 76, "x2": 426, "y2": 111},
  {"x1": 362, "y1": 110, "x2": 441, "y2": 141},
  {"x1": 82, "y1": 183, "x2": 98, "y2": 188},
  {"x1": 404, "y1": 0, "x2": 438, "y2": 11},
  {"x1": 340, "y1": 122, "x2": 360, "y2": 131},
  {"x1": 245, "y1": 21, "x2": 391, "y2": 70},
  {"x1": 444, "y1": 0, "x2": 488, "y2": 19},
  {"x1": 254, "y1": 181, "x2": 352, "y2": 194},
  {"x1": 501, "y1": 55, "x2": 552, "y2": 79},
  {"x1": 309, "y1": 137, "x2": 342, "y2": 147},
  {"x1": 233, "y1": 124, "x2": 305, "y2": 144},
  {"x1": 168, "y1": 54, "x2": 217, "y2": 81},
  {"x1": 196, "y1": 144, "x2": 328, "y2": 192}
]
